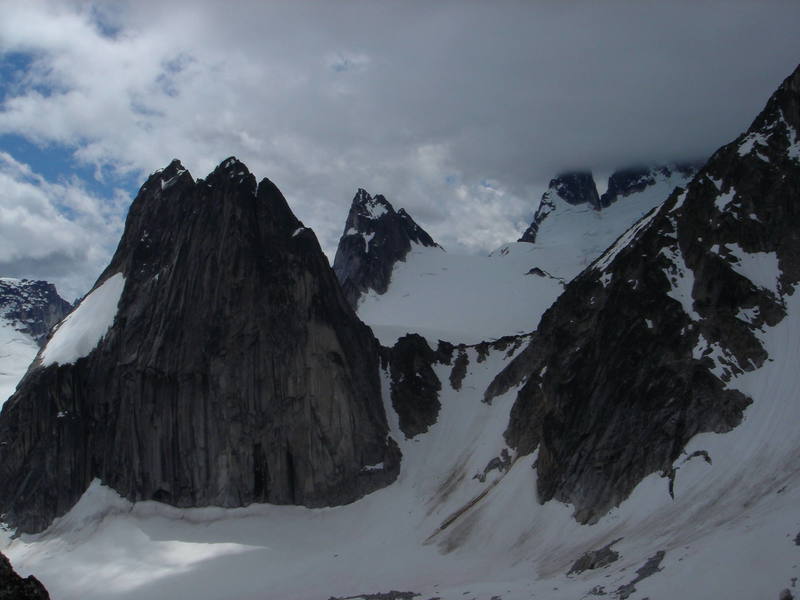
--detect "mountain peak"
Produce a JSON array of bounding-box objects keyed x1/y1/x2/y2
[
  {"x1": 351, "y1": 188, "x2": 394, "y2": 220},
  {"x1": 333, "y1": 189, "x2": 439, "y2": 308},
  {"x1": 0, "y1": 161, "x2": 400, "y2": 534},
  {"x1": 491, "y1": 61, "x2": 800, "y2": 524}
]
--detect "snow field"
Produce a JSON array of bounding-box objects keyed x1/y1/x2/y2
[
  {"x1": 359, "y1": 171, "x2": 692, "y2": 347},
  {"x1": 0, "y1": 318, "x2": 39, "y2": 406},
  {"x1": 8, "y1": 294, "x2": 799, "y2": 600}
]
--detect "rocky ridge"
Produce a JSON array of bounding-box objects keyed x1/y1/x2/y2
[
  {"x1": 488, "y1": 63, "x2": 800, "y2": 523},
  {"x1": 0, "y1": 157, "x2": 400, "y2": 534},
  {"x1": 333, "y1": 189, "x2": 440, "y2": 307}
]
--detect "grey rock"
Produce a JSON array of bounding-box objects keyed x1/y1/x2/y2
[
  {"x1": 449, "y1": 348, "x2": 469, "y2": 391},
  {"x1": 568, "y1": 538, "x2": 622, "y2": 574},
  {"x1": 0, "y1": 157, "x2": 400, "y2": 534},
  {"x1": 0, "y1": 279, "x2": 72, "y2": 347},
  {"x1": 616, "y1": 550, "x2": 665, "y2": 600},
  {"x1": 488, "y1": 63, "x2": 800, "y2": 523},
  {"x1": 0, "y1": 551, "x2": 50, "y2": 599},
  {"x1": 387, "y1": 334, "x2": 443, "y2": 438},
  {"x1": 333, "y1": 189, "x2": 440, "y2": 307},
  {"x1": 474, "y1": 448, "x2": 512, "y2": 483}
]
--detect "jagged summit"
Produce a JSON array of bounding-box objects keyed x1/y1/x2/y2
[
  {"x1": 0, "y1": 157, "x2": 400, "y2": 534},
  {"x1": 489, "y1": 62, "x2": 800, "y2": 524},
  {"x1": 351, "y1": 188, "x2": 392, "y2": 219},
  {"x1": 333, "y1": 188, "x2": 440, "y2": 308}
]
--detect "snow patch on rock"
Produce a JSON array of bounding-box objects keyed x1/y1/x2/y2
[
  {"x1": 40, "y1": 274, "x2": 125, "y2": 367},
  {"x1": 661, "y1": 245, "x2": 700, "y2": 321}
]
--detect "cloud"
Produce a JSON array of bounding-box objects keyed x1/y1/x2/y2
[
  {"x1": 0, "y1": 152, "x2": 126, "y2": 300},
  {"x1": 0, "y1": 0, "x2": 799, "y2": 276}
]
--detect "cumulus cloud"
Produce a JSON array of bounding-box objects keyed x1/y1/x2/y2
[
  {"x1": 0, "y1": 152, "x2": 125, "y2": 300},
  {"x1": 0, "y1": 0, "x2": 799, "y2": 279}
]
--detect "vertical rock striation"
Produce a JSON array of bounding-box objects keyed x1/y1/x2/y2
[{"x1": 0, "y1": 157, "x2": 400, "y2": 534}]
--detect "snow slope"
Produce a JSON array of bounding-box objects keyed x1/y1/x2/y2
[
  {"x1": 358, "y1": 169, "x2": 693, "y2": 346},
  {"x1": 4, "y1": 290, "x2": 800, "y2": 599},
  {"x1": 40, "y1": 273, "x2": 125, "y2": 367},
  {"x1": 2, "y1": 164, "x2": 797, "y2": 599},
  {"x1": 0, "y1": 316, "x2": 38, "y2": 407},
  {"x1": 358, "y1": 244, "x2": 564, "y2": 345}
]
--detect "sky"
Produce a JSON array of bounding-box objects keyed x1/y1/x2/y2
[{"x1": 0, "y1": 1, "x2": 799, "y2": 300}]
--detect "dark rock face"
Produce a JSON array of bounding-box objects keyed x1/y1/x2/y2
[
  {"x1": 490, "y1": 64, "x2": 800, "y2": 523},
  {"x1": 0, "y1": 279, "x2": 72, "y2": 346},
  {"x1": 387, "y1": 334, "x2": 443, "y2": 438},
  {"x1": 599, "y1": 162, "x2": 701, "y2": 208},
  {"x1": 519, "y1": 172, "x2": 599, "y2": 243},
  {"x1": 0, "y1": 551, "x2": 50, "y2": 600},
  {"x1": 333, "y1": 189, "x2": 440, "y2": 307},
  {"x1": 0, "y1": 157, "x2": 400, "y2": 534}
]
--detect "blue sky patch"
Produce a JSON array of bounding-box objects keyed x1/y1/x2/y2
[{"x1": 0, "y1": 134, "x2": 140, "y2": 199}]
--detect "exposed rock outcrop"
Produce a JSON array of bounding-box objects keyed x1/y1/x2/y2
[
  {"x1": 0, "y1": 551, "x2": 50, "y2": 599},
  {"x1": 333, "y1": 189, "x2": 440, "y2": 307},
  {"x1": 0, "y1": 157, "x2": 400, "y2": 534},
  {"x1": 387, "y1": 334, "x2": 443, "y2": 439},
  {"x1": 0, "y1": 278, "x2": 72, "y2": 346},
  {"x1": 568, "y1": 538, "x2": 622, "y2": 574},
  {"x1": 490, "y1": 64, "x2": 800, "y2": 523}
]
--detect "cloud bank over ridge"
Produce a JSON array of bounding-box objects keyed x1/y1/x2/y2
[{"x1": 1, "y1": 0, "x2": 799, "y2": 296}]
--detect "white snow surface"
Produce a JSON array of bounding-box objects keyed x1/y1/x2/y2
[
  {"x1": 4, "y1": 168, "x2": 800, "y2": 599},
  {"x1": 0, "y1": 317, "x2": 38, "y2": 406},
  {"x1": 4, "y1": 292, "x2": 800, "y2": 599},
  {"x1": 40, "y1": 273, "x2": 125, "y2": 367},
  {"x1": 359, "y1": 170, "x2": 690, "y2": 346},
  {"x1": 661, "y1": 244, "x2": 701, "y2": 321},
  {"x1": 725, "y1": 243, "x2": 781, "y2": 295},
  {"x1": 358, "y1": 243, "x2": 563, "y2": 345},
  {"x1": 737, "y1": 131, "x2": 771, "y2": 161}
]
